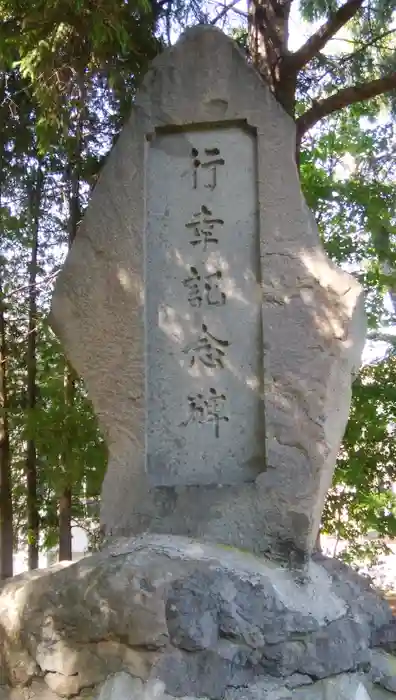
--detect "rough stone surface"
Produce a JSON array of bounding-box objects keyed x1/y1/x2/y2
[
  {"x1": 293, "y1": 673, "x2": 373, "y2": 699},
  {"x1": 225, "y1": 679, "x2": 295, "y2": 700},
  {"x1": 314, "y1": 556, "x2": 393, "y2": 635},
  {"x1": 44, "y1": 672, "x2": 82, "y2": 697},
  {"x1": 96, "y1": 673, "x2": 144, "y2": 700},
  {"x1": 225, "y1": 674, "x2": 377, "y2": 699},
  {"x1": 49, "y1": 26, "x2": 366, "y2": 561},
  {"x1": 0, "y1": 680, "x2": 66, "y2": 699},
  {"x1": 373, "y1": 620, "x2": 396, "y2": 653},
  {"x1": 369, "y1": 683, "x2": 396, "y2": 700},
  {"x1": 259, "y1": 616, "x2": 370, "y2": 678},
  {"x1": 371, "y1": 650, "x2": 396, "y2": 693},
  {"x1": 0, "y1": 536, "x2": 392, "y2": 699},
  {"x1": 0, "y1": 674, "x2": 392, "y2": 700},
  {"x1": 94, "y1": 642, "x2": 157, "y2": 680}
]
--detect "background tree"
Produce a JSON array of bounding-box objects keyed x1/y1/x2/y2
[{"x1": 298, "y1": 103, "x2": 396, "y2": 563}]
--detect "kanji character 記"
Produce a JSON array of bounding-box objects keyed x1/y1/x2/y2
[
  {"x1": 204, "y1": 270, "x2": 226, "y2": 306},
  {"x1": 182, "y1": 266, "x2": 202, "y2": 307},
  {"x1": 182, "y1": 266, "x2": 226, "y2": 308},
  {"x1": 182, "y1": 323, "x2": 229, "y2": 368},
  {"x1": 181, "y1": 388, "x2": 229, "y2": 438},
  {"x1": 185, "y1": 205, "x2": 224, "y2": 251},
  {"x1": 191, "y1": 146, "x2": 225, "y2": 190}
]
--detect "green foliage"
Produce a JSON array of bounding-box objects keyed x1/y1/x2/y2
[
  {"x1": 0, "y1": 0, "x2": 159, "y2": 149},
  {"x1": 0, "y1": 58, "x2": 109, "y2": 565},
  {"x1": 300, "y1": 104, "x2": 396, "y2": 567},
  {"x1": 322, "y1": 358, "x2": 396, "y2": 564}
]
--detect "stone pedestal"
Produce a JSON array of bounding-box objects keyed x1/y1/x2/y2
[{"x1": 0, "y1": 536, "x2": 395, "y2": 699}]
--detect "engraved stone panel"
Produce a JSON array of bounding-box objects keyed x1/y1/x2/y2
[{"x1": 146, "y1": 127, "x2": 264, "y2": 486}]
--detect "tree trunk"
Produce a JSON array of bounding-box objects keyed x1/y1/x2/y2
[
  {"x1": 59, "y1": 358, "x2": 76, "y2": 561},
  {"x1": 59, "y1": 90, "x2": 83, "y2": 562},
  {"x1": 0, "y1": 277, "x2": 13, "y2": 580},
  {"x1": 247, "y1": 0, "x2": 296, "y2": 115},
  {"x1": 314, "y1": 530, "x2": 322, "y2": 555},
  {"x1": 58, "y1": 485, "x2": 72, "y2": 561},
  {"x1": 58, "y1": 203, "x2": 79, "y2": 561},
  {"x1": 25, "y1": 166, "x2": 43, "y2": 570},
  {"x1": 0, "y1": 77, "x2": 13, "y2": 579},
  {"x1": 247, "y1": 0, "x2": 368, "y2": 138}
]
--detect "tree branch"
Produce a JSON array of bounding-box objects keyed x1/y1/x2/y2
[
  {"x1": 367, "y1": 331, "x2": 396, "y2": 345},
  {"x1": 287, "y1": 0, "x2": 364, "y2": 73},
  {"x1": 297, "y1": 72, "x2": 396, "y2": 137},
  {"x1": 210, "y1": 0, "x2": 240, "y2": 25},
  {"x1": 332, "y1": 28, "x2": 396, "y2": 73}
]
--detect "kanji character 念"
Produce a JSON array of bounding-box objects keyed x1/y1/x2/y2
[{"x1": 182, "y1": 323, "x2": 229, "y2": 368}]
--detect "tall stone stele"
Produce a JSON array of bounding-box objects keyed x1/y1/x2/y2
[{"x1": 50, "y1": 26, "x2": 366, "y2": 563}]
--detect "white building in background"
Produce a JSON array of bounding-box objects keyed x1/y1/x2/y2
[{"x1": 13, "y1": 525, "x2": 89, "y2": 575}]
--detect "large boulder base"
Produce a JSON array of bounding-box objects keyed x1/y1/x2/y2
[{"x1": 0, "y1": 536, "x2": 395, "y2": 699}]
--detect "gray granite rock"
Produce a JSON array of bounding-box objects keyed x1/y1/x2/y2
[
  {"x1": 293, "y1": 673, "x2": 374, "y2": 699},
  {"x1": 295, "y1": 618, "x2": 370, "y2": 678},
  {"x1": 0, "y1": 681, "x2": 62, "y2": 699},
  {"x1": 218, "y1": 572, "x2": 320, "y2": 646},
  {"x1": 44, "y1": 671, "x2": 82, "y2": 697},
  {"x1": 370, "y1": 650, "x2": 396, "y2": 693},
  {"x1": 96, "y1": 673, "x2": 143, "y2": 700},
  {"x1": 225, "y1": 674, "x2": 376, "y2": 700},
  {"x1": 259, "y1": 618, "x2": 371, "y2": 680},
  {"x1": 166, "y1": 573, "x2": 219, "y2": 651},
  {"x1": 50, "y1": 25, "x2": 366, "y2": 562},
  {"x1": 153, "y1": 647, "x2": 257, "y2": 699},
  {"x1": 0, "y1": 536, "x2": 392, "y2": 699},
  {"x1": 225, "y1": 679, "x2": 294, "y2": 700},
  {"x1": 373, "y1": 620, "x2": 396, "y2": 653},
  {"x1": 369, "y1": 683, "x2": 396, "y2": 700},
  {"x1": 315, "y1": 556, "x2": 392, "y2": 634},
  {"x1": 166, "y1": 567, "x2": 321, "y2": 656}
]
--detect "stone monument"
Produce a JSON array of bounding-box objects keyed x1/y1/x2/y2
[
  {"x1": 1, "y1": 26, "x2": 395, "y2": 700},
  {"x1": 50, "y1": 24, "x2": 365, "y2": 563}
]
